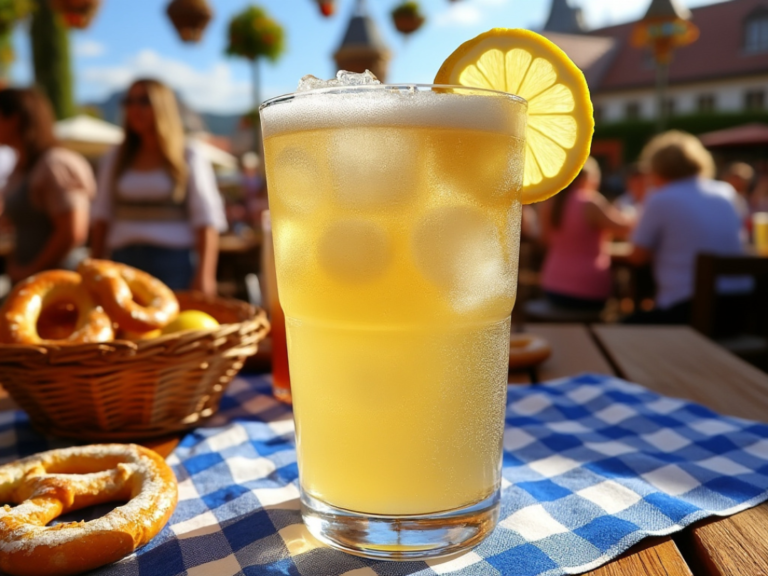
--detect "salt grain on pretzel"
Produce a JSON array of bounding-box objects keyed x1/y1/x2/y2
[{"x1": 0, "y1": 444, "x2": 178, "y2": 576}]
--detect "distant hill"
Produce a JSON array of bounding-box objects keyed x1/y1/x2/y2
[
  {"x1": 87, "y1": 91, "x2": 241, "y2": 137},
  {"x1": 200, "y1": 113, "x2": 241, "y2": 137}
]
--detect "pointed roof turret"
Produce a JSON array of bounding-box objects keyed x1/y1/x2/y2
[
  {"x1": 643, "y1": 0, "x2": 691, "y2": 21},
  {"x1": 334, "y1": 0, "x2": 391, "y2": 82},
  {"x1": 543, "y1": 0, "x2": 586, "y2": 34}
]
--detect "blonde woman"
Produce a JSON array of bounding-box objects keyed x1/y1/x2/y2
[
  {"x1": 90, "y1": 79, "x2": 226, "y2": 295},
  {"x1": 626, "y1": 131, "x2": 743, "y2": 324}
]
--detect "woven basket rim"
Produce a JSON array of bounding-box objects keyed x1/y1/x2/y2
[{"x1": 0, "y1": 293, "x2": 268, "y2": 356}]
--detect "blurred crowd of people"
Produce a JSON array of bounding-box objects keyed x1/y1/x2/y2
[
  {"x1": 528, "y1": 130, "x2": 761, "y2": 326},
  {"x1": 0, "y1": 81, "x2": 227, "y2": 296},
  {"x1": 0, "y1": 82, "x2": 761, "y2": 331}
]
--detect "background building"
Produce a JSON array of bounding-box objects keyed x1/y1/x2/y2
[{"x1": 543, "y1": 0, "x2": 768, "y2": 167}]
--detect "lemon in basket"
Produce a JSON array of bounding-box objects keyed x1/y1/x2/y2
[
  {"x1": 435, "y1": 28, "x2": 594, "y2": 204},
  {"x1": 162, "y1": 310, "x2": 220, "y2": 334}
]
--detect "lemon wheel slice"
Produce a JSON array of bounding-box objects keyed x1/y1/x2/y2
[{"x1": 435, "y1": 28, "x2": 594, "y2": 204}]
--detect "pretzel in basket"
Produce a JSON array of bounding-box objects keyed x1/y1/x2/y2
[
  {"x1": 0, "y1": 444, "x2": 178, "y2": 576},
  {"x1": 78, "y1": 259, "x2": 179, "y2": 333},
  {"x1": 0, "y1": 270, "x2": 114, "y2": 345}
]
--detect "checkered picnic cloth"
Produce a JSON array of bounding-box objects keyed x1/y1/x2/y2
[{"x1": 5, "y1": 373, "x2": 768, "y2": 576}]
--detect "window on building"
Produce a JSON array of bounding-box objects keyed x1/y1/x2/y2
[
  {"x1": 625, "y1": 102, "x2": 641, "y2": 121},
  {"x1": 745, "y1": 12, "x2": 768, "y2": 53},
  {"x1": 593, "y1": 105, "x2": 603, "y2": 124},
  {"x1": 698, "y1": 94, "x2": 716, "y2": 113},
  {"x1": 745, "y1": 89, "x2": 765, "y2": 110}
]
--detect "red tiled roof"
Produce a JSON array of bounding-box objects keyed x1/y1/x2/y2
[
  {"x1": 699, "y1": 122, "x2": 768, "y2": 146},
  {"x1": 587, "y1": 0, "x2": 768, "y2": 92},
  {"x1": 541, "y1": 32, "x2": 617, "y2": 86}
]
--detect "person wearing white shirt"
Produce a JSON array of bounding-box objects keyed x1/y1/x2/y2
[
  {"x1": 90, "y1": 79, "x2": 226, "y2": 295},
  {"x1": 625, "y1": 131, "x2": 744, "y2": 324}
]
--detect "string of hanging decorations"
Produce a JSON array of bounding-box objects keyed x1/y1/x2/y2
[{"x1": 45, "y1": 0, "x2": 466, "y2": 42}]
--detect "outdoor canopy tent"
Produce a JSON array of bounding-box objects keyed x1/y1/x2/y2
[
  {"x1": 54, "y1": 115, "x2": 238, "y2": 170},
  {"x1": 699, "y1": 123, "x2": 768, "y2": 148}
]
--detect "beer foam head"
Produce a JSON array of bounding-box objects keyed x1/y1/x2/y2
[{"x1": 260, "y1": 86, "x2": 527, "y2": 139}]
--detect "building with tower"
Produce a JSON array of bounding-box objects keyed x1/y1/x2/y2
[
  {"x1": 542, "y1": 0, "x2": 768, "y2": 164},
  {"x1": 334, "y1": 0, "x2": 391, "y2": 82}
]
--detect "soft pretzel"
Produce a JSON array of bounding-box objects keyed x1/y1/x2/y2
[
  {"x1": 78, "y1": 259, "x2": 179, "y2": 333},
  {"x1": 509, "y1": 334, "x2": 552, "y2": 370},
  {"x1": 0, "y1": 444, "x2": 178, "y2": 576},
  {"x1": 0, "y1": 270, "x2": 113, "y2": 345}
]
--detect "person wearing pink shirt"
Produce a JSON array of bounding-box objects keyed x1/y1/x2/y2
[{"x1": 539, "y1": 157, "x2": 632, "y2": 311}]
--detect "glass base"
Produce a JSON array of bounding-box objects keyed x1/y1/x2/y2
[{"x1": 301, "y1": 488, "x2": 499, "y2": 561}]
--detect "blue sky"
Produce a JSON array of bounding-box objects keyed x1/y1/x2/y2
[{"x1": 9, "y1": 0, "x2": 722, "y2": 114}]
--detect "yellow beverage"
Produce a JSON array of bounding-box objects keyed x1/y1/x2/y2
[
  {"x1": 754, "y1": 213, "x2": 768, "y2": 256},
  {"x1": 261, "y1": 87, "x2": 526, "y2": 517}
]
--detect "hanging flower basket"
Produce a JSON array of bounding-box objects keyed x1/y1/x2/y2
[
  {"x1": 49, "y1": 0, "x2": 101, "y2": 29},
  {"x1": 225, "y1": 5, "x2": 285, "y2": 62},
  {"x1": 166, "y1": 0, "x2": 213, "y2": 43},
  {"x1": 0, "y1": 0, "x2": 33, "y2": 34},
  {"x1": 392, "y1": 1, "x2": 425, "y2": 35},
  {"x1": 316, "y1": 0, "x2": 335, "y2": 17}
]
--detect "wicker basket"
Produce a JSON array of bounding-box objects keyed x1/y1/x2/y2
[{"x1": 0, "y1": 292, "x2": 269, "y2": 441}]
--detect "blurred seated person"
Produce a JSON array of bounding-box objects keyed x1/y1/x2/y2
[
  {"x1": 0, "y1": 88, "x2": 94, "y2": 283},
  {"x1": 721, "y1": 161, "x2": 754, "y2": 226},
  {"x1": 539, "y1": 157, "x2": 632, "y2": 311},
  {"x1": 90, "y1": 79, "x2": 227, "y2": 296},
  {"x1": 613, "y1": 162, "x2": 647, "y2": 218},
  {"x1": 625, "y1": 131, "x2": 744, "y2": 324}
]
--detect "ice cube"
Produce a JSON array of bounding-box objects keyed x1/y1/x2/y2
[
  {"x1": 412, "y1": 206, "x2": 514, "y2": 312},
  {"x1": 330, "y1": 128, "x2": 418, "y2": 210},
  {"x1": 426, "y1": 132, "x2": 524, "y2": 205},
  {"x1": 318, "y1": 219, "x2": 391, "y2": 283},
  {"x1": 335, "y1": 69, "x2": 380, "y2": 86},
  {"x1": 269, "y1": 147, "x2": 323, "y2": 214},
  {"x1": 297, "y1": 70, "x2": 380, "y2": 92}
]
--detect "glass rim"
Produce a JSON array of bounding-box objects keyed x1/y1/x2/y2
[{"x1": 259, "y1": 83, "x2": 527, "y2": 112}]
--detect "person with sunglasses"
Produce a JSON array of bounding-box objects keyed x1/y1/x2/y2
[
  {"x1": 90, "y1": 79, "x2": 226, "y2": 295},
  {"x1": 0, "y1": 88, "x2": 95, "y2": 284}
]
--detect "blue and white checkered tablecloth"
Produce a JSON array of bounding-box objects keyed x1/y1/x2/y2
[{"x1": 4, "y1": 373, "x2": 768, "y2": 576}]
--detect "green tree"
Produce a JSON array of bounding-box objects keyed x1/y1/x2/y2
[
  {"x1": 31, "y1": 0, "x2": 74, "y2": 119},
  {"x1": 225, "y1": 4, "x2": 285, "y2": 151}
]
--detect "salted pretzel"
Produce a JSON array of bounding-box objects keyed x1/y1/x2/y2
[
  {"x1": 78, "y1": 259, "x2": 179, "y2": 333},
  {"x1": 509, "y1": 334, "x2": 552, "y2": 370},
  {"x1": 0, "y1": 444, "x2": 178, "y2": 576},
  {"x1": 0, "y1": 270, "x2": 113, "y2": 345}
]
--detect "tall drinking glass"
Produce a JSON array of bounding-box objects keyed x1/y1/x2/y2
[{"x1": 260, "y1": 84, "x2": 527, "y2": 560}]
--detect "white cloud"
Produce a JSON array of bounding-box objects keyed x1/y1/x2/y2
[
  {"x1": 81, "y1": 50, "x2": 253, "y2": 113},
  {"x1": 434, "y1": 0, "x2": 511, "y2": 28},
  {"x1": 435, "y1": 4, "x2": 483, "y2": 27},
  {"x1": 576, "y1": 0, "x2": 722, "y2": 29},
  {"x1": 75, "y1": 39, "x2": 106, "y2": 58}
]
